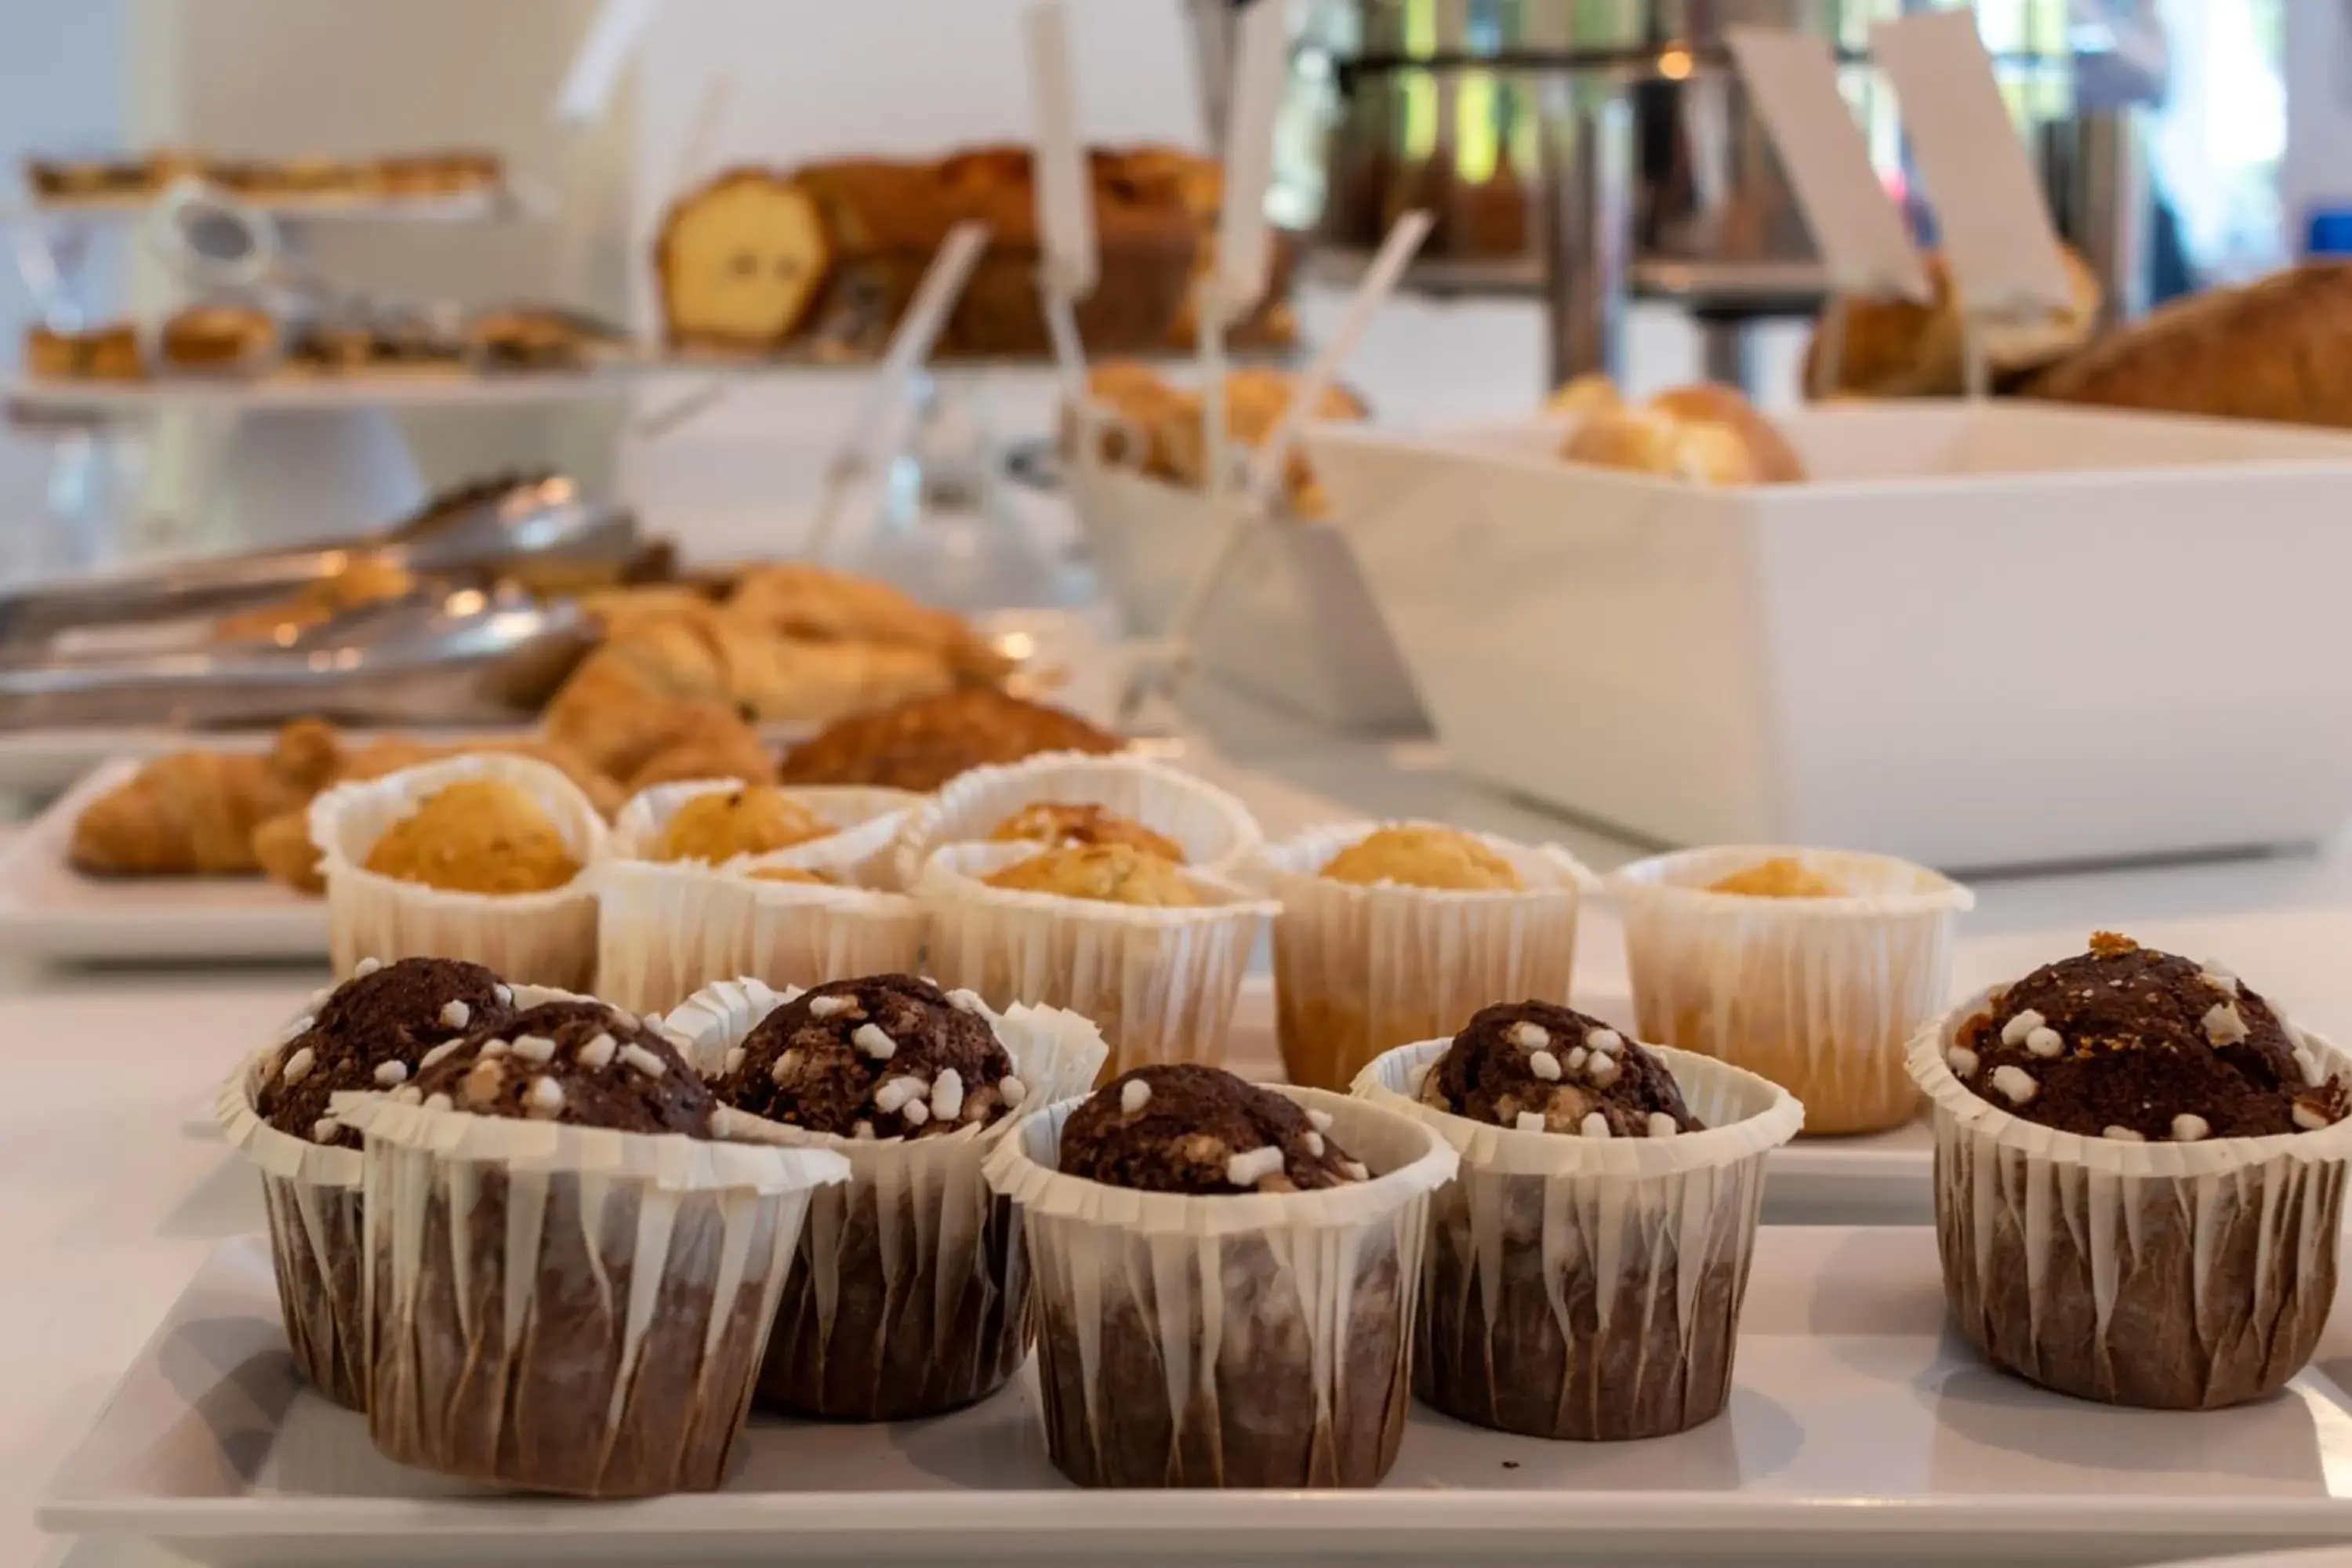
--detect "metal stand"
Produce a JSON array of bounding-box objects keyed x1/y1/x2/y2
[{"x1": 1537, "y1": 80, "x2": 1632, "y2": 389}]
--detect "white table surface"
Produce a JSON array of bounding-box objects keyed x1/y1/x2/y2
[{"x1": 14, "y1": 686, "x2": 2352, "y2": 1568}]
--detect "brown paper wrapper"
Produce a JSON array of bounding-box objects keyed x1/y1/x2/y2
[
  {"x1": 984, "y1": 1086, "x2": 1457, "y2": 1487},
  {"x1": 1911, "y1": 989, "x2": 2352, "y2": 1408},
  {"x1": 1356, "y1": 1038, "x2": 1802, "y2": 1439}
]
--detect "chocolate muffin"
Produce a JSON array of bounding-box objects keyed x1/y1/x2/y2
[
  {"x1": 1376, "y1": 1006, "x2": 1801, "y2": 1443},
  {"x1": 703, "y1": 975, "x2": 1036, "y2": 1421},
  {"x1": 1915, "y1": 933, "x2": 2352, "y2": 1410},
  {"x1": 1060, "y1": 1063, "x2": 1368, "y2": 1192},
  {"x1": 407, "y1": 999, "x2": 711, "y2": 1135},
  {"x1": 711, "y1": 974, "x2": 1018, "y2": 1141},
  {"x1": 1017, "y1": 1069, "x2": 1426, "y2": 1489},
  {"x1": 1947, "y1": 931, "x2": 2350, "y2": 1142},
  {"x1": 258, "y1": 956, "x2": 514, "y2": 1150},
  {"x1": 1417, "y1": 1000, "x2": 1704, "y2": 1138}
]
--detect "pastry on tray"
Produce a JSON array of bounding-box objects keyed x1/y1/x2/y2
[
  {"x1": 982, "y1": 1062, "x2": 1455, "y2": 1487},
  {"x1": 2024, "y1": 262, "x2": 2352, "y2": 426},
  {"x1": 1257, "y1": 821, "x2": 1591, "y2": 1091},
  {"x1": 916, "y1": 836, "x2": 1275, "y2": 1080},
  {"x1": 1913, "y1": 933, "x2": 2352, "y2": 1409},
  {"x1": 776, "y1": 688, "x2": 1121, "y2": 791},
  {"x1": 213, "y1": 956, "x2": 517, "y2": 1410},
  {"x1": 464, "y1": 306, "x2": 615, "y2": 373},
  {"x1": 668, "y1": 974, "x2": 1105, "y2": 1421},
  {"x1": 24, "y1": 321, "x2": 145, "y2": 381},
  {"x1": 158, "y1": 303, "x2": 279, "y2": 376},
  {"x1": 1804, "y1": 247, "x2": 2100, "y2": 399},
  {"x1": 1608, "y1": 846, "x2": 1973, "y2": 1135},
  {"x1": 1073, "y1": 361, "x2": 1368, "y2": 517},
  {"x1": 70, "y1": 724, "x2": 342, "y2": 877},
  {"x1": 334, "y1": 990, "x2": 847, "y2": 1497},
  {"x1": 1355, "y1": 1000, "x2": 1802, "y2": 1441},
  {"x1": 310, "y1": 753, "x2": 607, "y2": 985}
]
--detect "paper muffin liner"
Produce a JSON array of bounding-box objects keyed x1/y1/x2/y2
[
  {"x1": 1608, "y1": 845, "x2": 1973, "y2": 1136},
  {"x1": 213, "y1": 993, "x2": 368, "y2": 1410},
  {"x1": 891, "y1": 750, "x2": 1264, "y2": 887},
  {"x1": 1355, "y1": 1038, "x2": 1802, "y2": 1439},
  {"x1": 331, "y1": 1058, "x2": 849, "y2": 1497},
  {"x1": 984, "y1": 1084, "x2": 1457, "y2": 1487},
  {"x1": 1910, "y1": 987, "x2": 2352, "y2": 1409},
  {"x1": 1254, "y1": 821, "x2": 1592, "y2": 1091},
  {"x1": 310, "y1": 753, "x2": 609, "y2": 989},
  {"x1": 595, "y1": 781, "x2": 919, "y2": 1014},
  {"x1": 916, "y1": 840, "x2": 1277, "y2": 1080},
  {"x1": 662, "y1": 977, "x2": 1108, "y2": 1420}
]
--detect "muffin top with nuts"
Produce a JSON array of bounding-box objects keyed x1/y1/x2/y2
[
  {"x1": 982, "y1": 842, "x2": 1200, "y2": 907},
  {"x1": 989, "y1": 801, "x2": 1186, "y2": 862},
  {"x1": 258, "y1": 956, "x2": 516, "y2": 1148},
  {"x1": 709, "y1": 975, "x2": 1019, "y2": 1141},
  {"x1": 1319, "y1": 826, "x2": 1523, "y2": 891},
  {"x1": 1417, "y1": 1000, "x2": 1704, "y2": 1139},
  {"x1": 407, "y1": 999, "x2": 713, "y2": 1137},
  {"x1": 363, "y1": 779, "x2": 580, "y2": 895},
  {"x1": 1058, "y1": 1064, "x2": 1369, "y2": 1195},
  {"x1": 654, "y1": 786, "x2": 828, "y2": 865},
  {"x1": 1949, "y1": 931, "x2": 2350, "y2": 1143}
]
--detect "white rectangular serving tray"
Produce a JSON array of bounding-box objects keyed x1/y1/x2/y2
[
  {"x1": 49, "y1": 1227, "x2": 2352, "y2": 1567},
  {"x1": 0, "y1": 760, "x2": 326, "y2": 960},
  {"x1": 1066, "y1": 456, "x2": 1426, "y2": 734},
  {"x1": 1308, "y1": 402, "x2": 2352, "y2": 870}
]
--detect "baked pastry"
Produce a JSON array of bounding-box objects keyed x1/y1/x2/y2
[
  {"x1": 1076, "y1": 361, "x2": 1368, "y2": 516},
  {"x1": 1261, "y1": 821, "x2": 1588, "y2": 1091},
  {"x1": 1611, "y1": 845, "x2": 1971, "y2": 1136},
  {"x1": 1356, "y1": 1004, "x2": 1802, "y2": 1441},
  {"x1": 655, "y1": 167, "x2": 832, "y2": 352},
  {"x1": 1321, "y1": 824, "x2": 1523, "y2": 891},
  {"x1": 777, "y1": 688, "x2": 1120, "y2": 791},
  {"x1": 1560, "y1": 383, "x2": 1805, "y2": 485},
  {"x1": 724, "y1": 561, "x2": 1013, "y2": 683},
  {"x1": 2025, "y1": 262, "x2": 2352, "y2": 426},
  {"x1": 983, "y1": 1064, "x2": 1454, "y2": 1486},
  {"x1": 372, "y1": 149, "x2": 503, "y2": 199},
  {"x1": 1913, "y1": 934, "x2": 2352, "y2": 1409},
  {"x1": 465, "y1": 307, "x2": 604, "y2": 372},
  {"x1": 71, "y1": 725, "x2": 340, "y2": 877},
  {"x1": 25, "y1": 322, "x2": 144, "y2": 380},
  {"x1": 989, "y1": 801, "x2": 1184, "y2": 862},
  {"x1": 159, "y1": 303, "x2": 278, "y2": 375},
  {"x1": 361, "y1": 779, "x2": 582, "y2": 895},
  {"x1": 1544, "y1": 372, "x2": 1622, "y2": 417},
  {"x1": 982, "y1": 842, "x2": 1199, "y2": 906},
  {"x1": 652, "y1": 786, "x2": 827, "y2": 865},
  {"x1": 216, "y1": 955, "x2": 517, "y2": 1408},
  {"x1": 1806, "y1": 247, "x2": 2100, "y2": 398},
  {"x1": 672, "y1": 975, "x2": 1105, "y2": 1421},
  {"x1": 343, "y1": 993, "x2": 846, "y2": 1496}
]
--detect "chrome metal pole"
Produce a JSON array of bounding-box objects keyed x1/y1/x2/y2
[{"x1": 1537, "y1": 77, "x2": 1633, "y2": 390}]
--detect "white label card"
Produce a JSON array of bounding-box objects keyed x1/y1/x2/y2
[
  {"x1": 1871, "y1": 9, "x2": 2075, "y2": 314},
  {"x1": 1024, "y1": 0, "x2": 1098, "y2": 298},
  {"x1": 1725, "y1": 27, "x2": 1929, "y2": 302},
  {"x1": 1214, "y1": 0, "x2": 1289, "y2": 312}
]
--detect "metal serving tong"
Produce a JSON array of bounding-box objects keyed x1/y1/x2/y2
[
  {"x1": 0, "y1": 472, "x2": 636, "y2": 650},
  {"x1": 0, "y1": 583, "x2": 594, "y2": 730}
]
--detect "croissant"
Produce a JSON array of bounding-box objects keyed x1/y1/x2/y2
[
  {"x1": 725, "y1": 563, "x2": 1012, "y2": 683},
  {"x1": 624, "y1": 705, "x2": 780, "y2": 792},
  {"x1": 70, "y1": 720, "x2": 339, "y2": 877}
]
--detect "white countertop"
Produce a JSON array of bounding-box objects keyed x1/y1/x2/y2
[{"x1": 13, "y1": 690, "x2": 2352, "y2": 1568}]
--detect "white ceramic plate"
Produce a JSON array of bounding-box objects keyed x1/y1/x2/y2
[
  {"x1": 48, "y1": 1228, "x2": 2352, "y2": 1567},
  {"x1": 0, "y1": 760, "x2": 325, "y2": 960}
]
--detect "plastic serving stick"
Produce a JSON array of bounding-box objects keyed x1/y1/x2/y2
[
  {"x1": 1870, "y1": 9, "x2": 2078, "y2": 400},
  {"x1": 1722, "y1": 26, "x2": 1931, "y2": 401},
  {"x1": 1119, "y1": 208, "x2": 1433, "y2": 722},
  {"x1": 802, "y1": 221, "x2": 991, "y2": 562},
  {"x1": 1024, "y1": 0, "x2": 1098, "y2": 405}
]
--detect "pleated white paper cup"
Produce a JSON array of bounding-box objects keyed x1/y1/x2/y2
[
  {"x1": 595, "y1": 780, "x2": 920, "y2": 1014},
  {"x1": 310, "y1": 753, "x2": 608, "y2": 988},
  {"x1": 1254, "y1": 821, "x2": 1592, "y2": 1092},
  {"x1": 917, "y1": 841, "x2": 1277, "y2": 1080},
  {"x1": 332, "y1": 1073, "x2": 849, "y2": 1498},
  {"x1": 1910, "y1": 988, "x2": 2352, "y2": 1410},
  {"x1": 1609, "y1": 845, "x2": 1972, "y2": 1136},
  {"x1": 214, "y1": 1016, "x2": 368, "y2": 1410},
  {"x1": 983, "y1": 1085, "x2": 1457, "y2": 1488},
  {"x1": 1355, "y1": 1037, "x2": 1802, "y2": 1439},
  {"x1": 891, "y1": 750, "x2": 1263, "y2": 887},
  {"x1": 662, "y1": 977, "x2": 1108, "y2": 1420}
]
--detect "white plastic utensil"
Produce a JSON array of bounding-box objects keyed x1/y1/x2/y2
[{"x1": 1024, "y1": 0, "x2": 1096, "y2": 403}]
